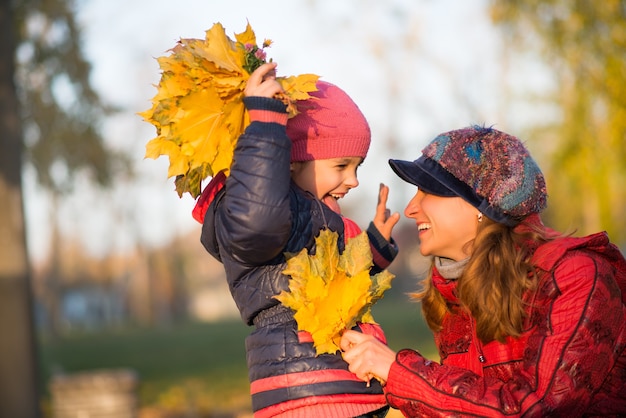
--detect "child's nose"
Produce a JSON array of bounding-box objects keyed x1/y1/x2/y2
[{"x1": 345, "y1": 172, "x2": 359, "y2": 188}]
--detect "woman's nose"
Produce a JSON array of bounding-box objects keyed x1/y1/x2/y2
[{"x1": 404, "y1": 190, "x2": 421, "y2": 218}]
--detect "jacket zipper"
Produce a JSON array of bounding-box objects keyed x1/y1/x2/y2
[
  {"x1": 478, "y1": 343, "x2": 486, "y2": 363},
  {"x1": 471, "y1": 317, "x2": 486, "y2": 363}
]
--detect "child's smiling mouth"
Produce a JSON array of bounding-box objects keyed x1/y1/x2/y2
[{"x1": 322, "y1": 194, "x2": 344, "y2": 213}]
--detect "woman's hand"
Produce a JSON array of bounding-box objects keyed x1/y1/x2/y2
[
  {"x1": 340, "y1": 329, "x2": 396, "y2": 385},
  {"x1": 373, "y1": 183, "x2": 400, "y2": 242},
  {"x1": 244, "y1": 62, "x2": 283, "y2": 98}
]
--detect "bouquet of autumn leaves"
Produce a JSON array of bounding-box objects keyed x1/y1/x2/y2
[
  {"x1": 140, "y1": 22, "x2": 319, "y2": 198},
  {"x1": 276, "y1": 229, "x2": 395, "y2": 355}
]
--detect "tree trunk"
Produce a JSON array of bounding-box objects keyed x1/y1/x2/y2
[{"x1": 0, "y1": 1, "x2": 41, "y2": 416}]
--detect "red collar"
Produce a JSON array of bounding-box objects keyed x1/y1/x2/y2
[{"x1": 191, "y1": 171, "x2": 226, "y2": 224}]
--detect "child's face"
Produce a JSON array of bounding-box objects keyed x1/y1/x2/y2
[{"x1": 291, "y1": 157, "x2": 363, "y2": 209}]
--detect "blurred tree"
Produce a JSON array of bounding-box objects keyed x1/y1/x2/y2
[
  {"x1": 0, "y1": 3, "x2": 39, "y2": 416},
  {"x1": 0, "y1": 0, "x2": 130, "y2": 415},
  {"x1": 490, "y1": 0, "x2": 626, "y2": 245}
]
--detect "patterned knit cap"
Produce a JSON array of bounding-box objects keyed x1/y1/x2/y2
[
  {"x1": 286, "y1": 81, "x2": 371, "y2": 162},
  {"x1": 389, "y1": 125, "x2": 547, "y2": 226}
]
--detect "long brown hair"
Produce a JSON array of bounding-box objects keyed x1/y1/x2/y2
[{"x1": 413, "y1": 216, "x2": 553, "y2": 343}]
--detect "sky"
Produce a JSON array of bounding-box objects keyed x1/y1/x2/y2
[{"x1": 23, "y1": 0, "x2": 553, "y2": 262}]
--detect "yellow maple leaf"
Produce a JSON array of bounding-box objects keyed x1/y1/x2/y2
[
  {"x1": 141, "y1": 22, "x2": 320, "y2": 198},
  {"x1": 203, "y1": 23, "x2": 245, "y2": 73},
  {"x1": 275, "y1": 230, "x2": 395, "y2": 355},
  {"x1": 233, "y1": 22, "x2": 257, "y2": 47}
]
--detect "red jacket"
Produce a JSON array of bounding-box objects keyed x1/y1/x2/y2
[{"x1": 385, "y1": 230, "x2": 626, "y2": 417}]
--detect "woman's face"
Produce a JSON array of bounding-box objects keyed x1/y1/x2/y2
[{"x1": 404, "y1": 189, "x2": 479, "y2": 260}]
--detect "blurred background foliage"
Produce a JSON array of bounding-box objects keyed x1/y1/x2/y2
[
  {"x1": 0, "y1": 0, "x2": 624, "y2": 416},
  {"x1": 491, "y1": 0, "x2": 626, "y2": 243}
]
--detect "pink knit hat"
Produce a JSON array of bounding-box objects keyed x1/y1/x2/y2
[{"x1": 286, "y1": 81, "x2": 371, "y2": 162}]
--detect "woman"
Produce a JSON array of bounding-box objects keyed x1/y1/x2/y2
[{"x1": 341, "y1": 125, "x2": 626, "y2": 417}]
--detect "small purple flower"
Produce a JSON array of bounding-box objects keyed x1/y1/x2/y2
[
  {"x1": 254, "y1": 48, "x2": 267, "y2": 60},
  {"x1": 244, "y1": 43, "x2": 255, "y2": 52}
]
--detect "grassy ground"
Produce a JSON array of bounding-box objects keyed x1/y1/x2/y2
[{"x1": 38, "y1": 294, "x2": 437, "y2": 416}]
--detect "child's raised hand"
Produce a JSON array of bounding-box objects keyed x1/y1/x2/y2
[
  {"x1": 245, "y1": 62, "x2": 283, "y2": 99},
  {"x1": 373, "y1": 183, "x2": 400, "y2": 241}
]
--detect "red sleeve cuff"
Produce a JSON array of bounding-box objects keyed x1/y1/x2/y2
[{"x1": 248, "y1": 109, "x2": 288, "y2": 125}]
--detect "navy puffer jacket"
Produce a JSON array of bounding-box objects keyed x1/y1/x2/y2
[{"x1": 201, "y1": 97, "x2": 396, "y2": 417}]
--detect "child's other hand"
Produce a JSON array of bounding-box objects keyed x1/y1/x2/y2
[
  {"x1": 373, "y1": 183, "x2": 400, "y2": 241},
  {"x1": 244, "y1": 62, "x2": 283, "y2": 98}
]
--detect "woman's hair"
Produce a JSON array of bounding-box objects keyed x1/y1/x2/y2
[{"x1": 413, "y1": 216, "x2": 553, "y2": 343}]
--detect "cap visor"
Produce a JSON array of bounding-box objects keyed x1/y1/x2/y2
[{"x1": 388, "y1": 158, "x2": 457, "y2": 197}]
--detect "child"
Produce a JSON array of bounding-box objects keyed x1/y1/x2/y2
[
  {"x1": 341, "y1": 125, "x2": 626, "y2": 416},
  {"x1": 198, "y1": 62, "x2": 399, "y2": 417}
]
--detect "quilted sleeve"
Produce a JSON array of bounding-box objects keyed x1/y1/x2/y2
[
  {"x1": 366, "y1": 222, "x2": 398, "y2": 273},
  {"x1": 215, "y1": 97, "x2": 293, "y2": 265}
]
